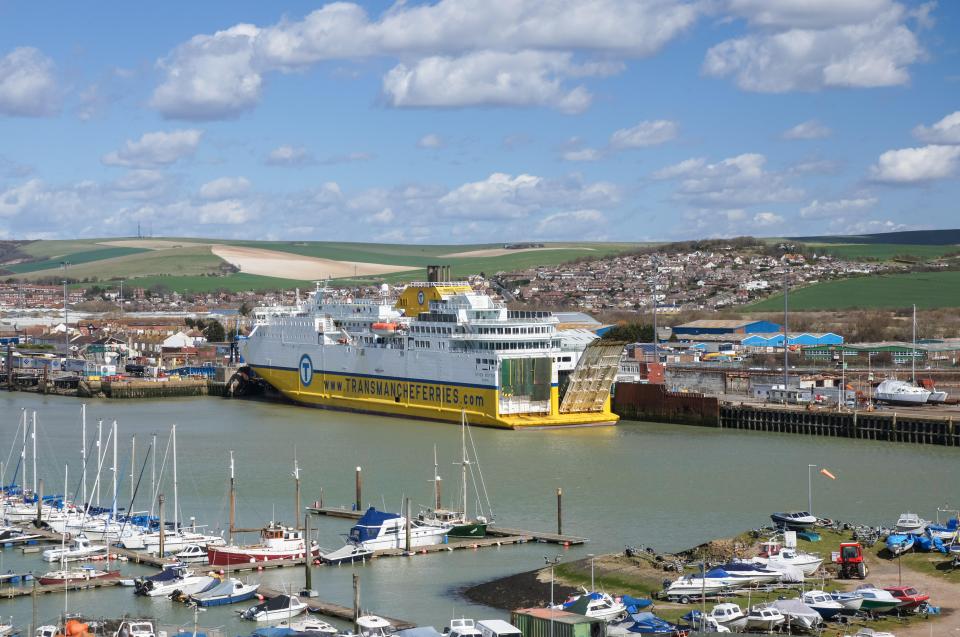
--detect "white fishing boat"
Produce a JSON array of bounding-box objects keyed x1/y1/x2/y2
[
  {"x1": 856, "y1": 586, "x2": 903, "y2": 613},
  {"x1": 895, "y1": 512, "x2": 929, "y2": 535},
  {"x1": 113, "y1": 621, "x2": 155, "y2": 637},
  {"x1": 174, "y1": 543, "x2": 209, "y2": 563},
  {"x1": 663, "y1": 575, "x2": 733, "y2": 602},
  {"x1": 554, "y1": 588, "x2": 626, "y2": 621},
  {"x1": 354, "y1": 616, "x2": 395, "y2": 637},
  {"x1": 753, "y1": 548, "x2": 823, "y2": 576},
  {"x1": 343, "y1": 507, "x2": 451, "y2": 552},
  {"x1": 320, "y1": 543, "x2": 375, "y2": 565},
  {"x1": 708, "y1": 603, "x2": 748, "y2": 631},
  {"x1": 240, "y1": 594, "x2": 308, "y2": 622},
  {"x1": 770, "y1": 511, "x2": 817, "y2": 529},
  {"x1": 745, "y1": 606, "x2": 785, "y2": 631},
  {"x1": 801, "y1": 590, "x2": 844, "y2": 619},
  {"x1": 444, "y1": 619, "x2": 482, "y2": 637},
  {"x1": 42, "y1": 534, "x2": 106, "y2": 563},
  {"x1": 830, "y1": 591, "x2": 865, "y2": 612}
]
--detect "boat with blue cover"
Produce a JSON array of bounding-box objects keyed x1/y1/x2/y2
[
  {"x1": 927, "y1": 517, "x2": 958, "y2": 541},
  {"x1": 190, "y1": 577, "x2": 259, "y2": 607},
  {"x1": 885, "y1": 533, "x2": 914, "y2": 556},
  {"x1": 615, "y1": 612, "x2": 684, "y2": 635}
]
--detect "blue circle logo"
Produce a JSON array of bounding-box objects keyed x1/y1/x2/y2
[
  {"x1": 417, "y1": 291, "x2": 425, "y2": 305},
  {"x1": 299, "y1": 354, "x2": 314, "y2": 387}
]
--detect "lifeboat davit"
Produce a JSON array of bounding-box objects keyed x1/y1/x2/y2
[{"x1": 372, "y1": 322, "x2": 400, "y2": 336}]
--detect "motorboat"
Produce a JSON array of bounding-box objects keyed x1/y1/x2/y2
[
  {"x1": 556, "y1": 588, "x2": 627, "y2": 621},
  {"x1": 113, "y1": 621, "x2": 156, "y2": 637},
  {"x1": 856, "y1": 586, "x2": 903, "y2": 613},
  {"x1": 444, "y1": 619, "x2": 482, "y2": 637},
  {"x1": 320, "y1": 543, "x2": 375, "y2": 565},
  {"x1": 240, "y1": 595, "x2": 308, "y2": 622},
  {"x1": 745, "y1": 606, "x2": 785, "y2": 631},
  {"x1": 753, "y1": 548, "x2": 823, "y2": 575},
  {"x1": 345, "y1": 507, "x2": 452, "y2": 551},
  {"x1": 208, "y1": 523, "x2": 318, "y2": 566},
  {"x1": 928, "y1": 390, "x2": 949, "y2": 403},
  {"x1": 713, "y1": 561, "x2": 782, "y2": 585},
  {"x1": 264, "y1": 617, "x2": 338, "y2": 635},
  {"x1": 885, "y1": 533, "x2": 914, "y2": 556},
  {"x1": 122, "y1": 529, "x2": 225, "y2": 554},
  {"x1": 883, "y1": 586, "x2": 929, "y2": 612},
  {"x1": 800, "y1": 590, "x2": 844, "y2": 619},
  {"x1": 174, "y1": 543, "x2": 209, "y2": 563},
  {"x1": 354, "y1": 615, "x2": 395, "y2": 637},
  {"x1": 42, "y1": 534, "x2": 107, "y2": 563},
  {"x1": 707, "y1": 603, "x2": 748, "y2": 631},
  {"x1": 663, "y1": 574, "x2": 732, "y2": 602},
  {"x1": 874, "y1": 379, "x2": 930, "y2": 405},
  {"x1": 37, "y1": 565, "x2": 120, "y2": 585},
  {"x1": 614, "y1": 612, "x2": 683, "y2": 635},
  {"x1": 679, "y1": 612, "x2": 729, "y2": 633},
  {"x1": 190, "y1": 577, "x2": 259, "y2": 607},
  {"x1": 830, "y1": 591, "x2": 864, "y2": 613},
  {"x1": 772, "y1": 599, "x2": 823, "y2": 632},
  {"x1": 895, "y1": 512, "x2": 929, "y2": 535},
  {"x1": 134, "y1": 563, "x2": 216, "y2": 597},
  {"x1": 770, "y1": 511, "x2": 817, "y2": 529},
  {"x1": 926, "y1": 517, "x2": 958, "y2": 540}
]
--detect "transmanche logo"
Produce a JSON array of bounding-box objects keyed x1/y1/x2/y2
[{"x1": 299, "y1": 354, "x2": 313, "y2": 386}]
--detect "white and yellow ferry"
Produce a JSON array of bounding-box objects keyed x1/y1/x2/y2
[{"x1": 242, "y1": 281, "x2": 621, "y2": 429}]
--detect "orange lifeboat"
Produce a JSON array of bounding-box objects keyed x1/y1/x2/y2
[{"x1": 372, "y1": 322, "x2": 400, "y2": 336}]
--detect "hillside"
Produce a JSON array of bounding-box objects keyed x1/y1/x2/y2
[{"x1": 791, "y1": 228, "x2": 960, "y2": 245}]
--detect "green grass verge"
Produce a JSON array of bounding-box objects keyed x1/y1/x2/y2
[
  {"x1": 19, "y1": 239, "x2": 109, "y2": 259},
  {"x1": 746, "y1": 270, "x2": 960, "y2": 311},
  {"x1": 107, "y1": 273, "x2": 314, "y2": 293},
  {"x1": 3, "y1": 247, "x2": 149, "y2": 273},
  {"x1": 20, "y1": 246, "x2": 225, "y2": 281}
]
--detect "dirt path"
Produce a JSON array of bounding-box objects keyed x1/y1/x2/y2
[
  {"x1": 864, "y1": 554, "x2": 956, "y2": 636},
  {"x1": 210, "y1": 245, "x2": 418, "y2": 279}
]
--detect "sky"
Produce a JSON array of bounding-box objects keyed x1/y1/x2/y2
[{"x1": 0, "y1": 0, "x2": 958, "y2": 244}]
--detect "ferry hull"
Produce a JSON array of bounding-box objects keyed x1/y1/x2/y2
[{"x1": 250, "y1": 366, "x2": 617, "y2": 429}]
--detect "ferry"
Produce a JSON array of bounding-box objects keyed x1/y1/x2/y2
[{"x1": 242, "y1": 281, "x2": 621, "y2": 429}]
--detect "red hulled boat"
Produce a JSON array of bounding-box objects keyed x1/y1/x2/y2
[{"x1": 207, "y1": 523, "x2": 319, "y2": 566}]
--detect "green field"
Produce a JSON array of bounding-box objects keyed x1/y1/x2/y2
[
  {"x1": 810, "y1": 243, "x2": 960, "y2": 261},
  {"x1": 747, "y1": 270, "x2": 960, "y2": 311},
  {"x1": 108, "y1": 273, "x2": 314, "y2": 293},
  {"x1": 19, "y1": 246, "x2": 226, "y2": 281},
  {"x1": 3, "y1": 246, "x2": 149, "y2": 273}
]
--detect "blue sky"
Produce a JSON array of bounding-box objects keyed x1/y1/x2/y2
[{"x1": 0, "y1": 0, "x2": 958, "y2": 243}]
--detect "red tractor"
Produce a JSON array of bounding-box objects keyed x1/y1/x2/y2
[{"x1": 834, "y1": 542, "x2": 869, "y2": 578}]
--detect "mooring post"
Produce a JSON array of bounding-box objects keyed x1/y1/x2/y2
[
  {"x1": 303, "y1": 510, "x2": 313, "y2": 593},
  {"x1": 319, "y1": 486, "x2": 324, "y2": 509},
  {"x1": 353, "y1": 572, "x2": 361, "y2": 631},
  {"x1": 35, "y1": 478, "x2": 44, "y2": 527},
  {"x1": 556, "y1": 487, "x2": 563, "y2": 536},
  {"x1": 355, "y1": 466, "x2": 362, "y2": 511},
  {"x1": 158, "y1": 493, "x2": 165, "y2": 558},
  {"x1": 405, "y1": 497, "x2": 412, "y2": 553}
]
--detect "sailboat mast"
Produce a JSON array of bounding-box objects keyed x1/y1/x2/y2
[
  {"x1": 293, "y1": 451, "x2": 301, "y2": 529},
  {"x1": 20, "y1": 409, "x2": 26, "y2": 491},
  {"x1": 229, "y1": 450, "x2": 235, "y2": 543},
  {"x1": 31, "y1": 411, "x2": 36, "y2": 498},
  {"x1": 172, "y1": 425, "x2": 179, "y2": 534},
  {"x1": 96, "y1": 420, "x2": 102, "y2": 507},
  {"x1": 461, "y1": 411, "x2": 468, "y2": 518},
  {"x1": 130, "y1": 435, "x2": 136, "y2": 503},
  {"x1": 912, "y1": 303, "x2": 916, "y2": 385},
  {"x1": 81, "y1": 405, "x2": 87, "y2": 507},
  {"x1": 151, "y1": 433, "x2": 157, "y2": 513},
  {"x1": 111, "y1": 420, "x2": 118, "y2": 520},
  {"x1": 433, "y1": 445, "x2": 441, "y2": 510},
  {"x1": 62, "y1": 463, "x2": 68, "y2": 614}
]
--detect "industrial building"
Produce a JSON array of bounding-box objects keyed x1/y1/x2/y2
[{"x1": 672, "y1": 319, "x2": 782, "y2": 337}]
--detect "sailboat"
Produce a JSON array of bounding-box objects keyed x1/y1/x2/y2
[
  {"x1": 417, "y1": 411, "x2": 492, "y2": 538},
  {"x1": 874, "y1": 305, "x2": 936, "y2": 405}
]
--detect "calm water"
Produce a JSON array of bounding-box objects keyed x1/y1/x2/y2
[{"x1": 1, "y1": 394, "x2": 958, "y2": 632}]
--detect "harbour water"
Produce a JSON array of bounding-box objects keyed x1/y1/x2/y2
[{"x1": 1, "y1": 393, "x2": 958, "y2": 631}]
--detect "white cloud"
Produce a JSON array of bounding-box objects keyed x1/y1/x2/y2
[
  {"x1": 704, "y1": 2, "x2": 926, "y2": 92},
  {"x1": 913, "y1": 111, "x2": 960, "y2": 144},
  {"x1": 151, "y1": 0, "x2": 701, "y2": 118},
  {"x1": 199, "y1": 176, "x2": 251, "y2": 200},
  {"x1": 800, "y1": 197, "x2": 877, "y2": 218},
  {"x1": 870, "y1": 145, "x2": 960, "y2": 183},
  {"x1": 319, "y1": 151, "x2": 374, "y2": 165},
  {"x1": 653, "y1": 153, "x2": 803, "y2": 207},
  {"x1": 782, "y1": 119, "x2": 831, "y2": 140},
  {"x1": 196, "y1": 199, "x2": 253, "y2": 224},
  {"x1": 383, "y1": 51, "x2": 592, "y2": 114},
  {"x1": 265, "y1": 145, "x2": 312, "y2": 166},
  {"x1": 753, "y1": 211, "x2": 784, "y2": 226},
  {"x1": 0, "y1": 47, "x2": 60, "y2": 117},
  {"x1": 370, "y1": 208, "x2": 395, "y2": 223},
  {"x1": 535, "y1": 209, "x2": 605, "y2": 236},
  {"x1": 102, "y1": 129, "x2": 203, "y2": 168},
  {"x1": 106, "y1": 170, "x2": 169, "y2": 200},
  {"x1": 417, "y1": 134, "x2": 444, "y2": 149},
  {"x1": 562, "y1": 148, "x2": 603, "y2": 162},
  {"x1": 609, "y1": 120, "x2": 678, "y2": 149}
]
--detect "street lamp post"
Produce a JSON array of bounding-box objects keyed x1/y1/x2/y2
[{"x1": 807, "y1": 464, "x2": 817, "y2": 515}]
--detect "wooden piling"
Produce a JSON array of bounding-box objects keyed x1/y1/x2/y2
[
  {"x1": 355, "y1": 466, "x2": 362, "y2": 511},
  {"x1": 35, "y1": 478, "x2": 43, "y2": 526},
  {"x1": 158, "y1": 493, "x2": 165, "y2": 558},
  {"x1": 556, "y1": 488, "x2": 563, "y2": 536}
]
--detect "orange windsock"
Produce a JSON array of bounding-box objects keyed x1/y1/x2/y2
[{"x1": 820, "y1": 468, "x2": 836, "y2": 480}]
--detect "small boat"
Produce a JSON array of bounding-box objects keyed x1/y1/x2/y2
[
  {"x1": 830, "y1": 591, "x2": 864, "y2": 613},
  {"x1": 174, "y1": 543, "x2": 209, "y2": 563},
  {"x1": 680, "y1": 611, "x2": 729, "y2": 633},
  {"x1": 663, "y1": 575, "x2": 732, "y2": 602},
  {"x1": 37, "y1": 565, "x2": 120, "y2": 585},
  {"x1": 41, "y1": 534, "x2": 106, "y2": 563},
  {"x1": 926, "y1": 518, "x2": 958, "y2": 540},
  {"x1": 240, "y1": 594, "x2": 308, "y2": 622},
  {"x1": 444, "y1": 619, "x2": 482, "y2": 637},
  {"x1": 617, "y1": 612, "x2": 684, "y2": 635},
  {"x1": 753, "y1": 548, "x2": 823, "y2": 575},
  {"x1": 770, "y1": 511, "x2": 817, "y2": 529},
  {"x1": 745, "y1": 606, "x2": 785, "y2": 631},
  {"x1": 707, "y1": 603, "x2": 748, "y2": 631},
  {"x1": 883, "y1": 586, "x2": 929, "y2": 612},
  {"x1": 800, "y1": 590, "x2": 844, "y2": 619},
  {"x1": 345, "y1": 507, "x2": 451, "y2": 551},
  {"x1": 134, "y1": 563, "x2": 216, "y2": 597},
  {"x1": 874, "y1": 379, "x2": 931, "y2": 405},
  {"x1": 885, "y1": 533, "x2": 914, "y2": 556},
  {"x1": 928, "y1": 390, "x2": 949, "y2": 404},
  {"x1": 772, "y1": 599, "x2": 823, "y2": 632},
  {"x1": 557, "y1": 588, "x2": 627, "y2": 621},
  {"x1": 190, "y1": 577, "x2": 259, "y2": 607},
  {"x1": 856, "y1": 585, "x2": 903, "y2": 613},
  {"x1": 713, "y1": 561, "x2": 781, "y2": 585},
  {"x1": 262, "y1": 617, "x2": 338, "y2": 636},
  {"x1": 895, "y1": 512, "x2": 929, "y2": 535},
  {"x1": 797, "y1": 530, "x2": 820, "y2": 542},
  {"x1": 320, "y1": 543, "x2": 375, "y2": 565},
  {"x1": 113, "y1": 621, "x2": 156, "y2": 637},
  {"x1": 208, "y1": 523, "x2": 319, "y2": 566},
  {"x1": 353, "y1": 615, "x2": 395, "y2": 637}
]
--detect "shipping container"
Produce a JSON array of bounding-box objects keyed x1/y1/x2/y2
[{"x1": 511, "y1": 609, "x2": 605, "y2": 637}]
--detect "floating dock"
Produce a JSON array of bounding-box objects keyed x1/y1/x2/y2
[
  {"x1": 305, "y1": 506, "x2": 587, "y2": 545},
  {"x1": 258, "y1": 586, "x2": 414, "y2": 629}
]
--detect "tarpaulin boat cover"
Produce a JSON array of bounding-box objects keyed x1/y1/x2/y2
[
  {"x1": 626, "y1": 613, "x2": 678, "y2": 634},
  {"x1": 705, "y1": 568, "x2": 731, "y2": 578},
  {"x1": 564, "y1": 592, "x2": 604, "y2": 615},
  {"x1": 193, "y1": 578, "x2": 238, "y2": 600},
  {"x1": 253, "y1": 595, "x2": 292, "y2": 613},
  {"x1": 351, "y1": 508, "x2": 401, "y2": 543},
  {"x1": 147, "y1": 566, "x2": 186, "y2": 582},
  {"x1": 621, "y1": 596, "x2": 652, "y2": 613},
  {"x1": 772, "y1": 599, "x2": 822, "y2": 626},
  {"x1": 251, "y1": 628, "x2": 297, "y2": 637}
]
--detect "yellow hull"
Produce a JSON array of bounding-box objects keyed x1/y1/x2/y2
[{"x1": 251, "y1": 366, "x2": 618, "y2": 430}]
